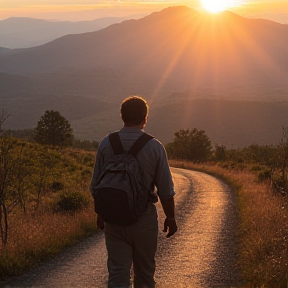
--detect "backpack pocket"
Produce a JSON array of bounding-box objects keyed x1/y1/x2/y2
[{"x1": 94, "y1": 187, "x2": 137, "y2": 225}]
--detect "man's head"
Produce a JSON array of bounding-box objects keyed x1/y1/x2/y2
[{"x1": 121, "y1": 96, "x2": 149, "y2": 127}]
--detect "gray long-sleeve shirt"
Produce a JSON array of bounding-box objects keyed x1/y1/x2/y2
[{"x1": 89, "y1": 127, "x2": 175, "y2": 202}]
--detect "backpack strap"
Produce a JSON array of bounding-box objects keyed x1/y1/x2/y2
[
  {"x1": 109, "y1": 132, "x2": 123, "y2": 155},
  {"x1": 109, "y1": 132, "x2": 154, "y2": 156},
  {"x1": 128, "y1": 133, "x2": 154, "y2": 157}
]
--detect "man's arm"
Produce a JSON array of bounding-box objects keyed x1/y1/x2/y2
[
  {"x1": 161, "y1": 197, "x2": 178, "y2": 238},
  {"x1": 152, "y1": 141, "x2": 178, "y2": 237},
  {"x1": 89, "y1": 139, "x2": 106, "y2": 231}
]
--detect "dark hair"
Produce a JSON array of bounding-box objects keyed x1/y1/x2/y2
[{"x1": 120, "y1": 96, "x2": 148, "y2": 126}]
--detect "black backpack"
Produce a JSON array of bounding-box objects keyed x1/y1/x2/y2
[{"x1": 94, "y1": 132, "x2": 154, "y2": 225}]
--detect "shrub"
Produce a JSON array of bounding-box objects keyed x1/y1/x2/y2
[
  {"x1": 250, "y1": 165, "x2": 263, "y2": 172},
  {"x1": 51, "y1": 181, "x2": 64, "y2": 192},
  {"x1": 52, "y1": 191, "x2": 90, "y2": 213},
  {"x1": 257, "y1": 169, "x2": 271, "y2": 182}
]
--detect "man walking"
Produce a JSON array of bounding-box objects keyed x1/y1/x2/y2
[{"x1": 89, "y1": 96, "x2": 177, "y2": 288}]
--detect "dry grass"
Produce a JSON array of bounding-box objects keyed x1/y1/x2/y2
[
  {"x1": 170, "y1": 160, "x2": 288, "y2": 288},
  {"x1": 0, "y1": 207, "x2": 97, "y2": 279},
  {"x1": 0, "y1": 142, "x2": 97, "y2": 280}
]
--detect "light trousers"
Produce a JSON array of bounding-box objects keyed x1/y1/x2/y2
[{"x1": 104, "y1": 204, "x2": 158, "y2": 288}]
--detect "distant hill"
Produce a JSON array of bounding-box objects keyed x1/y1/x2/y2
[
  {"x1": 0, "y1": 68, "x2": 182, "y2": 102},
  {"x1": 0, "y1": 16, "x2": 128, "y2": 48},
  {"x1": 0, "y1": 6, "x2": 288, "y2": 147},
  {"x1": 146, "y1": 98, "x2": 288, "y2": 147},
  {"x1": 0, "y1": 94, "x2": 113, "y2": 130},
  {"x1": 0, "y1": 6, "x2": 287, "y2": 90},
  {"x1": 4, "y1": 94, "x2": 287, "y2": 148},
  {"x1": 67, "y1": 97, "x2": 288, "y2": 147},
  {"x1": 0, "y1": 47, "x2": 11, "y2": 55}
]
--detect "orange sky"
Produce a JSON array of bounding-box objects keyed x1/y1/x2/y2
[{"x1": 0, "y1": 1, "x2": 288, "y2": 23}]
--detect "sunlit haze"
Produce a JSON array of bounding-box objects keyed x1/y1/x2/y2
[
  {"x1": 201, "y1": 0, "x2": 238, "y2": 13},
  {"x1": 0, "y1": 0, "x2": 288, "y2": 23}
]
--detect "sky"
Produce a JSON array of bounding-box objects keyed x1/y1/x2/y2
[{"x1": 1, "y1": 0, "x2": 288, "y2": 23}]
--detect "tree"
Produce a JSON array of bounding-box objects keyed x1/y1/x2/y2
[
  {"x1": 214, "y1": 144, "x2": 227, "y2": 161},
  {"x1": 0, "y1": 110, "x2": 10, "y2": 137},
  {"x1": 274, "y1": 126, "x2": 288, "y2": 194},
  {"x1": 34, "y1": 110, "x2": 74, "y2": 147},
  {"x1": 0, "y1": 137, "x2": 18, "y2": 247},
  {"x1": 166, "y1": 128, "x2": 212, "y2": 162}
]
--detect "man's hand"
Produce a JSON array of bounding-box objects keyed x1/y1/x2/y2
[
  {"x1": 163, "y1": 217, "x2": 177, "y2": 238},
  {"x1": 97, "y1": 214, "x2": 105, "y2": 231}
]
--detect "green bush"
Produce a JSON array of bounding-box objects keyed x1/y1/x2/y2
[
  {"x1": 52, "y1": 191, "x2": 90, "y2": 213},
  {"x1": 257, "y1": 169, "x2": 271, "y2": 182},
  {"x1": 51, "y1": 181, "x2": 64, "y2": 192},
  {"x1": 250, "y1": 165, "x2": 263, "y2": 172}
]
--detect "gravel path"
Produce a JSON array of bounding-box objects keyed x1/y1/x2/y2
[{"x1": 0, "y1": 168, "x2": 240, "y2": 288}]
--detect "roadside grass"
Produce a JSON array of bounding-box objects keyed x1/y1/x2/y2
[
  {"x1": 0, "y1": 206, "x2": 97, "y2": 280},
  {"x1": 0, "y1": 140, "x2": 97, "y2": 281},
  {"x1": 170, "y1": 160, "x2": 288, "y2": 288}
]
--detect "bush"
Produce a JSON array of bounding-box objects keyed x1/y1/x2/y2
[
  {"x1": 52, "y1": 191, "x2": 90, "y2": 213},
  {"x1": 250, "y1": 165, "x2": 263, "y2": 172},
  {"x1": 51, "y1": 181, "x2": 64, "y2": 192},
  {"x1": 257, "y1": 169, "x2": 271, "y2": 182}
]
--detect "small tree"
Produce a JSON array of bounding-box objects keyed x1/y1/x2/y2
[
  {"x1": 0, "y1": 110, "x2": 10, "y2": 137},
  {"x1": 0, "y1": 137, "x2": 17, "y2": 247},
  {"x1": 167, "y1": 128, "x2": 212, "y2": 162},
  {"x1": 34, "y1": 110, "x2": 74, "y2": 147},
  {"x1": 214, "y1": 144, "x2": 227, "y2": 161},
  {"x1": 274, "y1": 126, "x2": 288, "y2": 194}
]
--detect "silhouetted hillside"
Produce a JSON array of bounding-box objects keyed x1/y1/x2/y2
[
  {"x1": 146, "y1": 98, "x2": 288, "y2": 146},
  {"x1": 0, "y1": 68, "x2": 183, "y2": 103},
  {"x1": 0, "y1": 94, "x2": 113, "y2": 130},
  {"x1": 54, "y1": 97, "x2": 288, "y2": 147},
  {"x1": 0, "y1": 47, "x2": 11, "y2": 55},
  {"x1": 0, "y1": 16, "x2": 128, "y2": 48},
  {"x1": 0, "y1": 73, "x2": 39, "y2": 96}
]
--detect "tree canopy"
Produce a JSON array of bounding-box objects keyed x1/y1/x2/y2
[
  {"x1": 34, "y1": 110, "x2": 74, "y2": 147},
  {"x1": 166, "y1": 128, "x2": 212, "y2": 162}
]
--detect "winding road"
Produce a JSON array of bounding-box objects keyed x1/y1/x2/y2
[{"x1": 0, "y1": 168, "x2": 240, "y2": 288}]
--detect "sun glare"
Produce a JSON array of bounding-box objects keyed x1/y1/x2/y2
[{"x1": 201, "y1": 0, "x2": 233, "y2": 13}]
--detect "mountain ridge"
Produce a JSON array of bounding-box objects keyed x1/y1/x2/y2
[
  {"x1": 0, "y1": 6, "x2": 287, "y2": 86},
  {"x1": 0, "y1": 16, "x2": 129, "y2": 48},
  {"x1": 0, "y1": 6, "x2": 288, "y2": 147}
]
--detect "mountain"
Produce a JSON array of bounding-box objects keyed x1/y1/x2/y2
[
  {"x1": 1, "y1": 6, "x2": 287, "y2": 100},
  {"x1": 0, "y1": 47, "x2": 11, "y2": 55},
  {"x1": 0, "y1": 6, "x2": 287, "y2": 87},
  {"x1": 0, "y1": 6, "x2": 288, "y2": 146},
  {"x1": 0, "y1": 16, "x2": 128, "y2": 48}
]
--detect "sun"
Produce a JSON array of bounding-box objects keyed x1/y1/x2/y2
[{"x1": 201, "y1": 0, "x2": 233, "y2": 13}]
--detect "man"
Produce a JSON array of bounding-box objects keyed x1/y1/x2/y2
[{"x1": 89, "y1": 95, "x2": 177, "y2": 288}]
